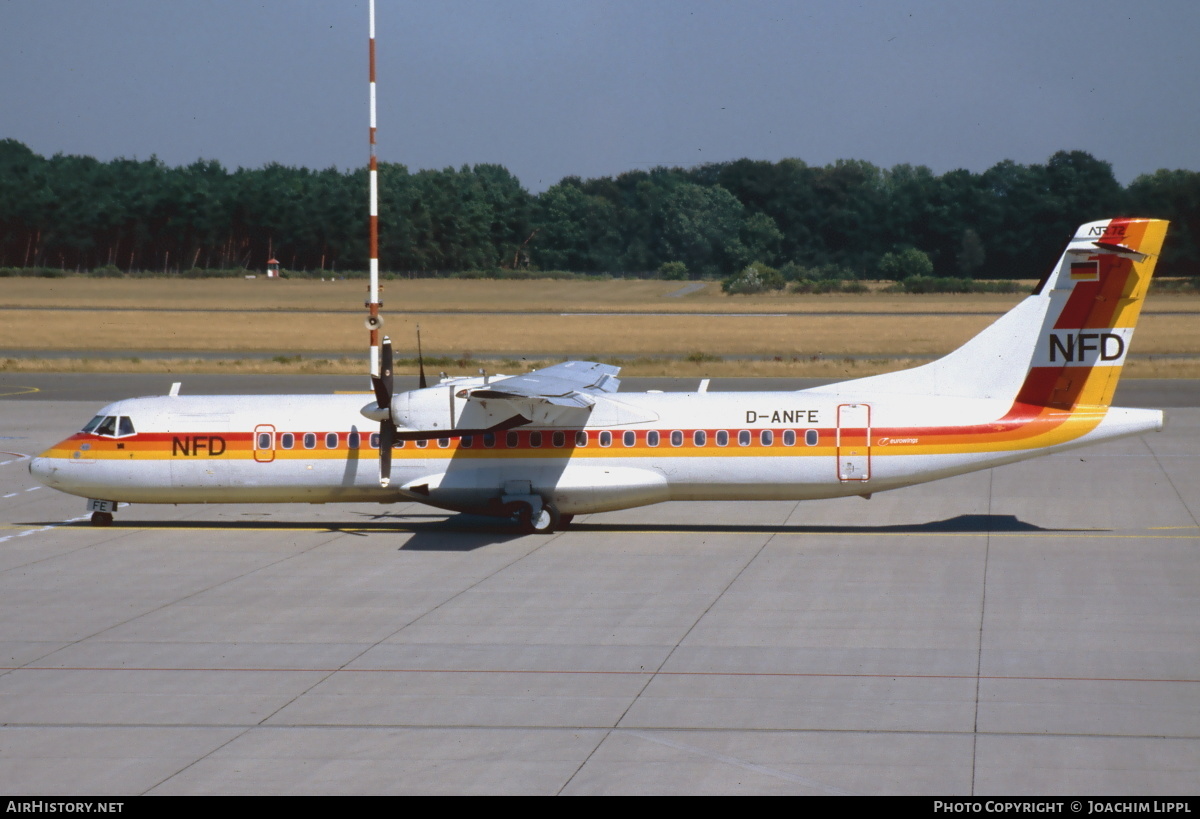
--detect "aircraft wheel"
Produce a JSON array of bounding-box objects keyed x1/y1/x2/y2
[
  {"x1": 516, "y1": 502, "x2": 559, "y2": 534},
  {"x1": 91, "y1": 511, "x2": 113, "y2": 527},
  {"x1": 558, "y1": 514, "x2": 575, "y2": 529}
]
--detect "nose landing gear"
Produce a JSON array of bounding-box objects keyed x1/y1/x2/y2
[{"x1": 86, "y1": 499, "x2": 118, "y2": 527}]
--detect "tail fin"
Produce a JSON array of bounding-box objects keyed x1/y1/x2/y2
[
  {"x1": 825, "y1": 217, "x2": 1168, "y2": 409},
  {"x1": 1014, "y1": 217, "x2": 1167, "y2": 410}
]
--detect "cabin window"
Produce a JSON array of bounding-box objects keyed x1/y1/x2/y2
[
  {"x1": 693, "y1": 430, "x2": 707, "y2": 446},
  {"x1": 483, "y1": 433, "x2": 495, "y2": 448},
  {"x1": 506, "y1": 431, "x2": 519, "y2": 448},
  {"x1": 623, "y1": 430, "x2": 636, "y2": 447},
  {"x1": 529, "y1": 431, "x2": 542, "y2": 448},
  {"x1": 805, "y1": 429, "x2": 819, "y2": 446},
  {"x1": 670, "y1": 430, "x2": 683, "y2": 447},
  {"x1": 348, "y1": 432, "x2": 361, "y2": 449},
  {"x1": 461, "y1": 436, "x2": 473, "y2": 448},
  {"x1": 325, "y1": 432, "x2": 338, "y2": 449},
  {"x1": 257, "y1": 432, "x2": 272, "y2": 450},
  {"x1": 716, "y1": 430, "x2": 729, "y2": 447},
  {"x1": 782, "y1": 430, "x2": 796, "y2": 447},
  {"x1": 553, "y1": 431, "x2": 565, "y2": 448},
  {"x1": 438, "y1": 438, "x2": 450, "y2": 448},
  {"x1": 575, "y1": 430, "x2": 588, "y2": 447},
  {"x1": 599, "y1": 431, "x2": 612, "y2": 447},
  {"x1": 416, "y1": 439, "x2": 428, "y2": 449},
  {"x1": 282, "y1": 433, "x2": 295, "y2": 449},
  {"x1": 738, "y1": 430, "x2": 751, "y2": 447},
  {"x1": 760, "y1": 430, "x2": 774, "y2": 446},
  {"x1": 369, "y1": 433, "x2": 379, "y2": 449},
  {"x1": 303, "y1": 433, "x2": 316, "y2": 449},
  {"x1": 647, "y1": 430, "x2": 660, "y2": 447}
]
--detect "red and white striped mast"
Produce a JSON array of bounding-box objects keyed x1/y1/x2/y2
[
  {"x1": 364, "y1": 0, "x2": 398, "y2": 489},
  {"x1": 366, "y1": 0, "x2": 383, "y2": 378}
]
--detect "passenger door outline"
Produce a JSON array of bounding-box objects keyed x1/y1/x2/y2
[{"x1": 837, "y1": 403, "x2": 871, "y2": 482}]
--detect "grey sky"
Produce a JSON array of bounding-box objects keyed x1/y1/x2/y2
[{"x1": 2, "y1": 0, "x2": 1197, "y2": 192}]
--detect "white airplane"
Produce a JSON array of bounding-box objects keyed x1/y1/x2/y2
[{"x1": 29, "y1": 217, "x2": 1168, "y2": 533}]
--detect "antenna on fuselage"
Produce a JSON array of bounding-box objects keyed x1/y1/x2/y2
[{"x1": 416, "y1": 324, "x2": 428, "y2": 389}]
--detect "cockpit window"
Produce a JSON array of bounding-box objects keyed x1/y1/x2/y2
[{"x1": 86, "y1": 415, "x2": 136, "y2": 438}]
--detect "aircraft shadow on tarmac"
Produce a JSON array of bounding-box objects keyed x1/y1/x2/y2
[{"x1": 40, "y1": 512, "x2": 1098, "y2": 551}]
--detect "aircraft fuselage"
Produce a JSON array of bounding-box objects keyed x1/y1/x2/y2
[{"x1": 29, "y1": 388, "x2": 1162, "y2": 516}]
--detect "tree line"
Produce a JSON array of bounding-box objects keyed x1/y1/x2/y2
[{"x1": 0, "y1": 138, "x2": 1196, "y2": 279}]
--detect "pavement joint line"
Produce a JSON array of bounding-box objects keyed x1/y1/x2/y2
[
  {"x1": 0, "y1": 666, "x2": 1196, "y2": 685},
  {"x1": 11, "y1": 524, "x2": 1200, "y2": 539},
  {"x1": 626, "y1": 729, "x2": 855, "y2": 795},
  {"x1": 559, "y1": 527, "x2": 778, "y2": 794}
]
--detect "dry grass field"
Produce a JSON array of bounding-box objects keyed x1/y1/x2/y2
[
  {"x1": 2, "y1": 276, "x2": 1033, "y2": 314},
  {"x1": 3, "y1": 277, "x2": 1200, "y2": 377}
]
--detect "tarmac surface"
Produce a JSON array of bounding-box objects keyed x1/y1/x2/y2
[{"x1": 0, "y1": 375, "x2": 1197, "y2": 795}]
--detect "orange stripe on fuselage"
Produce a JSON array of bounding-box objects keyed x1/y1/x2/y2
[{"x1": 39, "y1": 406, "x2": 1106, "y2": 466}]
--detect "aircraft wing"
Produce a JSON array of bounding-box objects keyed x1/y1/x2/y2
[
  {"x1": 469, "y1": 361, "x2": 620, "y2": 408},
  {"x1": 456, "y1": 361, "x2": 620, "y2": 427}
]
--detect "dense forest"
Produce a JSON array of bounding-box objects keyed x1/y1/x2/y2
[{"x1": 0, "y1": 138, "x2": 1196, "y2": 280}]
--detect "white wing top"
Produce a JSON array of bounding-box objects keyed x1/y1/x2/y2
[{"x1": 469, "y1": 361, "x2": 621, "y2": 408}]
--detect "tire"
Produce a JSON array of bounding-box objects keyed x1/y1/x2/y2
[
  {"x1": 516, "y1": 502, "x2": 559, "y2": 534},
  {"x1": 91, "y1": 511, "x2": 113, "y2": 527}
]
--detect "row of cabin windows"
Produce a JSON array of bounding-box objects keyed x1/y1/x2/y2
[{"x1": 255, "y1": 428, "x2": 821, "y2": 451}]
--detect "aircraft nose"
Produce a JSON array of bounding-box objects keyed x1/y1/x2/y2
[{"x1": 28, "y1": 456, "x2": 58, "y2": 487}]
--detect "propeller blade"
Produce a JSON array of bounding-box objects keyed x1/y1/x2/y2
[
  {"x1": 371, "y1": 337, "x2": 395, "y2": 488},
  {"x1": 372, "y1": 336, "x2": 394, "y2": 410},
  {"x1": 379, "y1": 417, "x2": 394, "y2": 488}
]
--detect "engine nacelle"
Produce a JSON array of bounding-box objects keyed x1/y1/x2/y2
[{"x1": 391, "y1": 385, "x2": 456, "y2": 432}]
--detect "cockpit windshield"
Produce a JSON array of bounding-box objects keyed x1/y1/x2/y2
[{"x1": 82, "y1": 415, "x2": 136, "y2": 438}]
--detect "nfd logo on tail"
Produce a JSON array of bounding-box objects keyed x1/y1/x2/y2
[
  {"x1": 1039, "y1": 331, "x2": 1129, "y2": 365},
  {"x1": 29, "y1": 218, "x2": 1169, "y2": 532}
]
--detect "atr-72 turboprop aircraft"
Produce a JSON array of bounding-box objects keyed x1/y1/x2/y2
[{"x1": 30, "y1": 217, "x2": 1167, "y2": 533}]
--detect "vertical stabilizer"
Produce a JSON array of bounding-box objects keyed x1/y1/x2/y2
[
  {"x1": 823, "y1": 218, "x2": 1168, "y2": 410},
  {"x1": 1014, "y1": 217, "x2": 1167, "y2": 410}
]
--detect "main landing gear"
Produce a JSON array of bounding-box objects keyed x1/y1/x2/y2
[
  {"x1": 500, "y1": 484, "x2": 572, "y2": 534},
  {"x1": 90, "y1": 511, "x2": 113, "y2": 527},
  {"x1": 509, "y1": 501, "x2": 574, "y2": 534},
  {"x1": 515, "y1": 501, "x2": 559, "y2": 534}
]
